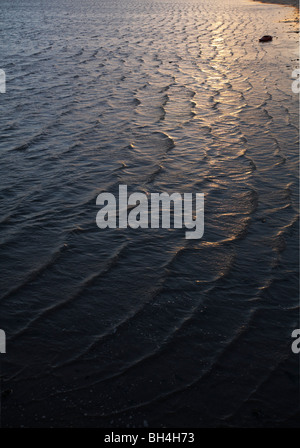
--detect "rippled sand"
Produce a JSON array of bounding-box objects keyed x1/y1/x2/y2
[{"x1": 0, "y1": 0, "x2": 299, "y2": 428}]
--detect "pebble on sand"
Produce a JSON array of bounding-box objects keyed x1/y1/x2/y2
[{"x1": 259, "y1": 35, "x2": 273, "y2": 42}]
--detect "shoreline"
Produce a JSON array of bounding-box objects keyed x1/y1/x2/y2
[{"x1": 253, "y1": 0, "x2": 299, "y2": 8}]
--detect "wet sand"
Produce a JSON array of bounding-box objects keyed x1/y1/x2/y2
[
  {"x1": 254, "y1": 0, "x2": 299, "y2": 8},
  {"x1": 0, "y1": 0, "x2": 299, "y2": 429},
  {"x1": 253, "y1": 0, "x2": 299, "y2": 29}
]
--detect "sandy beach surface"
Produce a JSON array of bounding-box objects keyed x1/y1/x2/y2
[{"x1": 0, "y1": 0, "x2": 299, "y2": 428}]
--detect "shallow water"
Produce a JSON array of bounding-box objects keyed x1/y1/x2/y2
[{"x1": 0, "y1": 0, "x2": 299, "y2": 427}]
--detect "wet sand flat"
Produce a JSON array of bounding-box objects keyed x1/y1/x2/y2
[{"x1": 0, "y1": 0, "x2": 299, "y2": 428}]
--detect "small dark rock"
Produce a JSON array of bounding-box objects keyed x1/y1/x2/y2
[{"x1": 259, "y1": 35, "x2": 273, "y2": 43}]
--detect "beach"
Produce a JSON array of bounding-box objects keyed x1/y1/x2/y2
[
  {"x1": 0, "y1": 0, "x2": 299, "y2": 428},
  {"x1": 254, "y1": 0, "x2": 298, "y2": 7}
]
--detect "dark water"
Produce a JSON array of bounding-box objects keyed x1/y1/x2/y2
[{"x1": 0, "y1": 0, "x2": 299, "y2": 428}]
